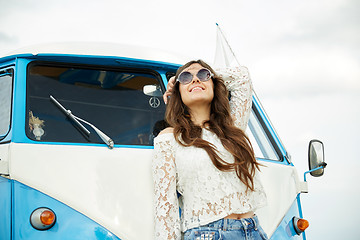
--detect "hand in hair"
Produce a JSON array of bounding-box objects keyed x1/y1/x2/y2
[{"x1": 163, "y1": 76, "x2": 176, "y2": 104}]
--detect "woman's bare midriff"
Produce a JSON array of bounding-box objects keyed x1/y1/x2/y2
[{"x1": 225, "y1": 211, "x2": 254, "y2": 220}]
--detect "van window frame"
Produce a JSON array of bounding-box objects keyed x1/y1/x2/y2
[{"x1": 0, "y1": 66, "x2": 14, "y2": 142}]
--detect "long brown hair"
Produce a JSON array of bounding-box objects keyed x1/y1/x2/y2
[{"x1": 165, "y1": 60, "x2": 260, "y2": 191}]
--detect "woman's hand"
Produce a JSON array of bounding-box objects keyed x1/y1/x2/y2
[{"x1": 163, "y1": 76, "x2": 176, "y2": 104}]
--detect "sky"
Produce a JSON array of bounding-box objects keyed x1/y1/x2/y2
[{"x1": 1, "y1": 0, "x2": 359, "y2": 239}]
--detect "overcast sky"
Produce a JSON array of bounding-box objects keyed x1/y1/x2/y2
[{"x1": 1, "y1": 0, "x2": 359, "y2": 239}]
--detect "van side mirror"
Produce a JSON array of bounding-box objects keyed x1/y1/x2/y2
[
  {"x1": 308, "y1": 139, "x2": 326, "y2": 177},
  {"x1": 143, "y1": 84, "x2": 163, "y2": 97}
]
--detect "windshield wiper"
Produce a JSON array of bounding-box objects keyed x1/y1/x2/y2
[
  {"x1": 50, "y1": 95, "x2": 114, "y2": 149},
  {"x1": 50, "y1": 95, "x2": 90, "y2": 136}
]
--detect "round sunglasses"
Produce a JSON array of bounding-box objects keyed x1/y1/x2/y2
[{"x1": 177, "y1": 68, "x2": 214, "y2": 85}]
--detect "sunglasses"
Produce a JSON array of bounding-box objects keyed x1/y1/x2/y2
[{"x1": 177, "y1": 68, "x2": 214, "y2": 85}]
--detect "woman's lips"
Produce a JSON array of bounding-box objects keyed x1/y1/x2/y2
[{"x1": 190, "y1": 86, "x2": 204, "y2": 92}]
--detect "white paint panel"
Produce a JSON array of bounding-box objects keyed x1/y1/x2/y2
[
  {"x1": 256, "y1": 162, "x2": 301, "y2": 236},
  {"x1": 9, "y1": 143, "x2": 303, "y2": 239},
  {"x1": 0, "y1": 144, "x2": 10, "y2": 175},
  {"x1": 10, "y1": 143, "x2": 155, "y2": 240}
]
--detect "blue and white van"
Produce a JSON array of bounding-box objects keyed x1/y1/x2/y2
[{"x1": 0, "y1": 43, "x2": 325, "y2": 240}]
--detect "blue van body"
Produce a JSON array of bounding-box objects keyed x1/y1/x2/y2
[{"x1": 0, "y1": 44, "x2": 320, "y2": 239}]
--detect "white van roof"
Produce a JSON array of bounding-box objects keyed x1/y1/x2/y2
[{"x1": 2, "y1": 42, "x2": 189, "y2": 64}]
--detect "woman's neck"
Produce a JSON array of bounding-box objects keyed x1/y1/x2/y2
[{"x1": 188, "y1": 105, "x2": 211, "y2": 126}]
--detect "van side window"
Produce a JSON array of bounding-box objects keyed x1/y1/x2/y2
[
  {"x1": 246, "y1": 107, "x2": 280, "y2": 161},
  {"x1": 26, "y1": 63, "x2": 166, "y2": 146},
  {"x1": 0, "y1": 68, "x2": 13, "y2": 139}
]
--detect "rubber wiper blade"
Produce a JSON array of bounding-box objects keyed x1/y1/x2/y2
[{"x1": 50, "y1": 95, "x2": 114, "y2": 149}]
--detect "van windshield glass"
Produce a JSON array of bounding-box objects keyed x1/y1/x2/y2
[{"x1": 26, "y1": 63, "x2": 166, "y2": 146}]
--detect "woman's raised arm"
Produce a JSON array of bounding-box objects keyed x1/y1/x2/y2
[{"x1": 216, "y1": 66, "x2": 253, "y2": 131}]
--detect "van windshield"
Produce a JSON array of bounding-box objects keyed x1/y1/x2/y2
[{"x1": 26, "y1": 63, "x2": 166, "y2": 146}]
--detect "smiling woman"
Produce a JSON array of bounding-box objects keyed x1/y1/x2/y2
[{"x1": 152, "y1": 59, "x2": 268, "y2": 240}]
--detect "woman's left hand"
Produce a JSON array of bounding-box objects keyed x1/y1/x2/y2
[{"x1": 163, "y1": 76, "x2": 176, "y2": 104}]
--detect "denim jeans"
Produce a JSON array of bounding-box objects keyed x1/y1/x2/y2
[{"x1": 183, "y1": 215, "x2": 268, "y2": 240}]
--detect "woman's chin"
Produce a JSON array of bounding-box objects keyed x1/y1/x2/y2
[{"x1": 184, "y1": 97, "x2": 212, "y2": 108}]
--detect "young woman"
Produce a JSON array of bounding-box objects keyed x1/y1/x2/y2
[{"x1": 152, "y1": 60, "x2": 268, "y2": 240}]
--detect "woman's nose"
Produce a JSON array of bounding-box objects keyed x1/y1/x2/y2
[{"x1": 191, "y1": 75, "x2": 201, "y2": 83}]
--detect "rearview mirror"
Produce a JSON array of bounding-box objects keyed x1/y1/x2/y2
[
  {"x1": 308, "y1": 139, "x2": 325, "y2": 177},
  {"x1": 143, "y1": 84, "x2": 163, "y2": 97}
]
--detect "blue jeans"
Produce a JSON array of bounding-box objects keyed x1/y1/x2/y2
[{"x1": 183, "y1": 215, "x2": 268, "y2": 240}]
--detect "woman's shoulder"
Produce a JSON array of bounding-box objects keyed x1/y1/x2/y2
[
  {"x1": 158, "y1": 127, "x2": 174, "y2": 135},
  {"x1": 154, "y1": 127, "x2": 175, "y2": 144}
]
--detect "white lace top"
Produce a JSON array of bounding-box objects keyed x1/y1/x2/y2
[{"x1": 152, "y1": 66, "x2": 267, "y2": 240}]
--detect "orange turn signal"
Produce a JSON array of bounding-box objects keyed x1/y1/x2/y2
[
  {"x1": 293, "y1": 217, "x2": 309, "y2": 235},
  {"x1": 40, "y1": 210, "x2": 56, "y2": 226},
  {"x1": 30, "y1": 207, "x2": 56, "y2": 230},
  {"x1": 297, "y1": 218, "x2": 309, "y2": 231}
]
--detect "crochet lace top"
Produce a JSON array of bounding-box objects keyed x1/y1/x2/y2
[{"x1": 152, "y1": 66, "x2": 267, "y2": 240}]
